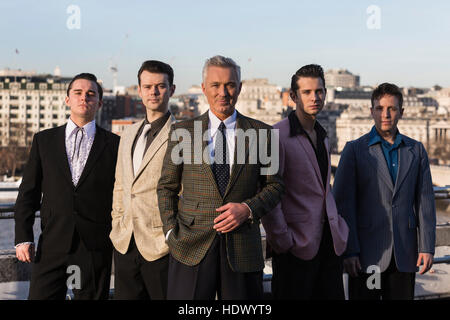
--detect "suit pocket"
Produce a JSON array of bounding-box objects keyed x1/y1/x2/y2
[{"x1": 177, "y1": 214, "x2": 195, "y2": 226}]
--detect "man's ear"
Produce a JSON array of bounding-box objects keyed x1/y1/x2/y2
[
  {"x1": 170, "y1": 84, "x2": 176, "y2": 97},
  {"x1": 65, "y1": 95, "x2": 70, "y2": 106},
  {"x1": 290, "y1": 90, "x2": 297, "y2": 102},
  {"x1": 137, "y1": 85, "x2": 143, "y2": 99},
  {"x1": 201, "y1": 82, "x2": 206, "y2": 94}
]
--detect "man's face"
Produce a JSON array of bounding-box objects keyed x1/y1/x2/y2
[
  {"x1": 65, "y1": 79, "x2": 102, "y2": 122},
  {"x1": 202, "y1": 66, "x2": 241, "y2": 120},
  {"x1": 138, "y1": 71, "x2": 175, "y2": 113},
  {"x1": 291, "y1": 77, "x2": 326, "y2": 118},
  {"x1": 371, "y1": 94, "x2": 404, "y2": 134}
]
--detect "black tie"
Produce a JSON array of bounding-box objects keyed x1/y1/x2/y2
[{"x1": 212, "y1": 122, "x2": 229, "y2": 197}]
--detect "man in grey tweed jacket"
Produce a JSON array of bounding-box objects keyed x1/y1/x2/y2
[
  {"x1": 333, "y1": 83, "x2": 436, "y2": 300},
  {"x1": 157, "y1": 55, "x2": 284, "y2": 300}
]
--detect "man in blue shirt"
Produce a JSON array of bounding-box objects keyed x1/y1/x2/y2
[{"x1": 333, "y1": 83, "x2": 436, "y2": 300}]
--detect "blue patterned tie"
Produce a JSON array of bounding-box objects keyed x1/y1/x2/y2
[{"x1": 212, "y1": 122, "x2": 229, "y2": 197}]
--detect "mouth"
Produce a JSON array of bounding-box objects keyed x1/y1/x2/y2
[{"x1": 217, "y1": 100, "x2": 230, "y2": 106}]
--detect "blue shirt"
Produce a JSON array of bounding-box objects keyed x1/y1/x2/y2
[{"x1": 368, "y1": 126, "x2": 403, "y2": 184}]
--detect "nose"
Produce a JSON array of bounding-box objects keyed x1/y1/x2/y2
[
  {"x1": 149, "y1": 86, "x2": 159, "y2": 96},
  {"x1": 383, "y1": 108, "x2": 391, "y2": 119},
  {"x1": 312, "y1": 91, "x2": 320, "y2": 102},
  {"x1": 218, "y1": 85, "x2": 228, "y2": 97}
]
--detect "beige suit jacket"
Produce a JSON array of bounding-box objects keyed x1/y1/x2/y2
[{"x1": 110, "y1": 115, "x2": 175, "y2": 261}]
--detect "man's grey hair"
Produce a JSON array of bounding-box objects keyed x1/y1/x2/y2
[{"x1": 202, "y1": 55, "x2": 241, "y2": 83}]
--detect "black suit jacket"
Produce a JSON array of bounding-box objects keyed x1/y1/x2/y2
[{"x1": 15, "y1": 124, "x2": 120, "y2": 253}]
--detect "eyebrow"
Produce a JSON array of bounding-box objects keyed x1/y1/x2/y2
[
  {"x1": 143, "y1": 83, "x2": 167, "y2": 86},
  {"x1": 72, "y1": 89, "x2": 96, "y2": 94}
]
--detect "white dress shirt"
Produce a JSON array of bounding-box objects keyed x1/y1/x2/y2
[
  {"x1": 65, "y1": 118, "x2": 96, "y2": 186},
  {"x1": 207, "y1": 109, "x2": 236, "y2": 173}
]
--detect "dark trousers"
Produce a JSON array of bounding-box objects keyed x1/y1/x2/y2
[
  {"x1": 271, "y1": 221, "x2": 345, "y2": 300},
  {"x1": 167, "y1": 234, "x2": 263, "y2": 300},
  {"x1": 28, "y1": 231, "x2": 112, "y2": 300},
  {"x1": 113, "y1": 235, "x2": 169, "y2": 300},
  {"x1": 348, "y1": 254, "x2": 416, "y2": 300}
]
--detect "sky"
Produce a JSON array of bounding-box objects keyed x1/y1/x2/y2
[{"x1": 1, "y1": 0, "x2": 450, "y2": 93}]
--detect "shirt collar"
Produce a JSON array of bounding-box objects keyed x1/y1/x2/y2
[
  {"x1": 288, "y1": 110, "x2": 327, "y2": 140},
  {"x1": 368, "y1": 126, "x2": 403, "y2": 148},
  {"x1": 208, "y1": 109, "x2": 237, "y2": 132},
  {"x1": 66, "y1": 118, "x2": 96, "y2": 140},
  {"x1": 143, "y1": 111, "x2": 170, "y2": 134}
]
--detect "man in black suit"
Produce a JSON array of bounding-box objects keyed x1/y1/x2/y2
[{"x1": 14, "y1": 73, "x2": 120, "y2": 300}]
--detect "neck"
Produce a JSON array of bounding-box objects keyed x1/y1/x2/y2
[
  {"x1": 295, "y1": 109, "x2": 316, "y2": 133},
  {"x1": 70, "y1": 116, "x2": 93, "y2": 128},
  {"x1": 376, "y1": 127, "x2": 397, "y2": 144},
  {"x1": 211, "y1": 109, "x2": 234, "y2": 121},
  {"x1": 146, "y1": 109, "x2": 167, "y2": 123}
]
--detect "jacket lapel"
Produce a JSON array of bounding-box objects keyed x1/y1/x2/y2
[
  {"x1": 393, "y1": 143, "x2": 415, "y2": 197},
  {"x1": 224, "y1": 111, "x2": 250, "y2": 198},
  {"x1": 324, "y1": 137, "x2": 331, "y2": 192},
  {"x1": 126, "y1": 120, "x2": 144, "y2": 180},
  {"x1": 295, "y1": 134, "x2": 324, "y2": 191},
  {"x1": 134, "y1": 116, "x2": 176, "y2": 182},
  {"x1": 199, "y1": 112, "x2": 222, "y2": 197},
  {"x1": 75, "y1": 126, "x2": 107, "y2": 189},
  {"x1": 54, "y1": 124, "x2": 73, "y2": 186},
  {"x1": 367, "y1": 143, "x2": 394, "y2": 192}
]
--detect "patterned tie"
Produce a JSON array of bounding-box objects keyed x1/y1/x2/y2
[
  {"x1": 71, "y1": 127, "x2": 85, "y2": 185},
  {"x1": 133, "y1": 123, "x2": 151, "y2": 176},
  {"x1": 212, "y1": 122, "x2": 229, "y2": 197}
]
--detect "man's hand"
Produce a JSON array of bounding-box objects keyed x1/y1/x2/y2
[
  {"x1": 344, "y1": 256, "x2": 361, "y2": 277},
  {"x1": 417, "y1": 252, "x2": 433, "y2": 274},
  {"x1": 16, "y1": 244, "x2": 35, "y2": 263},
  {"x1": 214, "y1": 203, "x2": 251, "y2": 233}
]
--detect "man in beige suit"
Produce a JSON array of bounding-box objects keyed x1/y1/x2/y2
[{"x1": 110, "y1": 60, "x2": 176, "y2": 299}]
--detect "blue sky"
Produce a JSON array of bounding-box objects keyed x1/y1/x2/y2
[{"x1": 1, "y1": 0, "x2": 450, "y2": 93}]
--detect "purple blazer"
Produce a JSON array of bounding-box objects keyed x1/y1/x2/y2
[{"x1": 262, "y1": 117, "x2": 348, "y2": 260}]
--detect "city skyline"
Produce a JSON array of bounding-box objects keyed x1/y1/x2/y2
[{"x1": 2, "y1": 1, "x2": 450, "y2": 93}]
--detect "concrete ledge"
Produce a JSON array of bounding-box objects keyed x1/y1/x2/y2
[{"x1": 0, "y1": 250, "x2": 31, "y2": 283}]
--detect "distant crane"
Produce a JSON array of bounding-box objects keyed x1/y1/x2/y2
[{"x1": 109, "y1": 33, "x2": 129, "y2": 92}]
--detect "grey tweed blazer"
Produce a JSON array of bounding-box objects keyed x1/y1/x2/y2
[
  {"x1": 333, "y1": 132, "x2": 436, "y2": 273},
  {"x1": 157, "y1": 111, "x2": 284, "y2": 272}
]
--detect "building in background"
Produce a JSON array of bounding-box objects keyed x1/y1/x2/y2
[
  {"x1": 325, "y1": 69, "x2": 360, "y2": 89},
  {"x1": 0, "y1": 70, "x2": 72, "y2": 147}
]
